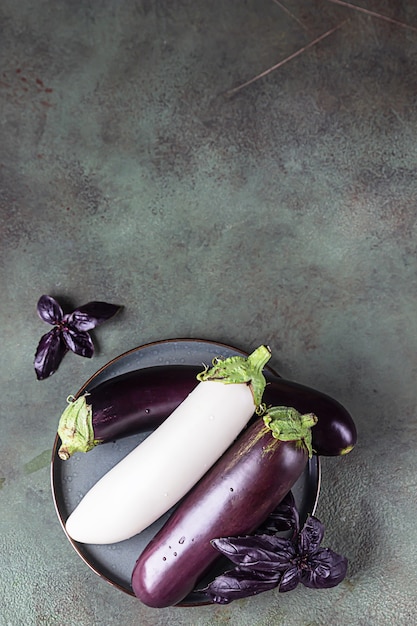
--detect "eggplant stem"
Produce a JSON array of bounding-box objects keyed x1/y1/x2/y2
[
  {"x1": 196, "y1": 345, "x2": 272, "y2": 408},
  {"x1": 57, "y1": 394, "x2": 100, "y2": 460},
  {"x1": 263, "y1": 407, "x2": 317, "y2": 458}
]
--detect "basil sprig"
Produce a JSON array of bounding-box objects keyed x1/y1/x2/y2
[{"x1": 203, "y1": 492, "x2": 348, "y2": 604}]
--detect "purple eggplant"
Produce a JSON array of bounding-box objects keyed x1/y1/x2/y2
[
  {"x1": 57, "y1": 365, "x2": 201, "y2": 460},
  {"x1": 131, "y1": 407, "x2": 317, "y2": 608},
  {"x1": 57, "y1": 365, "x2": 356, "y2": 460}
]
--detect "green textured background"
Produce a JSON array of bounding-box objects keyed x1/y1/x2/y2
[{"x1": 1, "y1": 1, "x2": 417, "y2": 624}]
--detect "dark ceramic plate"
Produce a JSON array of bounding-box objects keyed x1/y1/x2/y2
[{"x1": 51, "y1": 339, "x2": 320, "y2": 606}]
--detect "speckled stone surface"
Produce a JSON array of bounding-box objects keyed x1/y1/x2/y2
[{"x1": 1, "y1": 1, "x2": 417, "y2": 624}]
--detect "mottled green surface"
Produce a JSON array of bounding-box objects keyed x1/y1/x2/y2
[{"x1": 1, "y1": 0, "x2": 417, "y2": 624}]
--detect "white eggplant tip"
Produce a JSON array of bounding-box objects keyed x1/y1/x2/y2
[
  {"x1": 65, "y1": 510, "x2": 121, "y2": 545},
  {"x1": 65, "y1": 511, "x2": 93, "y2": 544}
]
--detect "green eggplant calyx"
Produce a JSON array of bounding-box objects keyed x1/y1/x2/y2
[
  {"x1": 57, "y1": 394, "x2": 101, "y2": 460},
  {"x1": 263, "y1": 406, "x2": 318, "y2": 458},
  {"x1": 196, "y1": 345, "x2": 272, "y2": 407}
]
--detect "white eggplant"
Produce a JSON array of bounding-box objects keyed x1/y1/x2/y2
[{"x1": 65, "y1": 346, "x2": 271, "y2": 545}]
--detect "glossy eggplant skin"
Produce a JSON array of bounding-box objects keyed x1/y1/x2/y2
[
  {"x1": 131, "y1": 419, "x2": 308, "y2": 608},
  {"x1": 262, "y1": 380, "x2": 356, "y2": 456},
  {"x1": 87, "y1": 365, "x2": 201, "y2": 442}
]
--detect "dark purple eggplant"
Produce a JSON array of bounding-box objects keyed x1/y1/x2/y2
[
  {"x1": 131, "y1": 407, "x2": 316, "y2": 608},
  {"x1": 57, "y1": 364, "x2": 356, "y2": 460},
  {"x1": 57, "y1": 365, "x2": 201, "y2": 460},
  {"x1": 262, "y1": 379, "x2": 356, "y2": 456}
]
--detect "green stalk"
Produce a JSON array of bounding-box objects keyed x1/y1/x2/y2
[
  {"x1": 263, "y1": 406, "x2": 318, "y2": 458},
  {"x1": 196, "y1": 345, "x2": 272, "y2": 408},
  {"x1": 57, "y1": 394, "x2": 99, "y2": 460}
]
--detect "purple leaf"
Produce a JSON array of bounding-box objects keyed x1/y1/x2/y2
[
  {"x1": 259, "y1": 491, "x2": 300, "y2": 535},
  {"x1": 67, "y1": 301, "x2": 121, "y2": 331},
  {"x1": 204, "y1": 568, "x2": 281, "y2": 604},
  {"x1": 62, "y1": 328, "x2": 94, "y2": 357},
  {"x1": 37, "y1": 295, "x2": 63, "y2": 325},
  {"x1": 298, "y1": 516, "x2": 325, "y2": 555},
  {"x1": 279, "y1": 566, "x2": 300, "y2": 592},
  {"x1": 34, "y1": 329, "x2": 68, "y2": 380},
  {"x1": 211, "y1": 535, "x2": 296, "y2": 572},
  {"x1": 300, "y1": 549, "x2": 348, "y2": 589}
]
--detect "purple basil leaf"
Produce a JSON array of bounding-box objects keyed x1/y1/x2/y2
[
  {"x1": 298, "y1": 516, "x2": 325, "y2": 556},
  {"x1": 62, "y1": 328, "x2": 94, "y2": 357},
  {"x1": 67, "y1": 301, "x2": 121, "y2": 331},
  {"x1": 204, "y1": 568, "x2": 281, "y2": 604},
  {"x1": 260, "y1": 491, "x2": 300, "y2": 535},
  {"x1": 34, "y1": 329, "x2": 67, "y2": 380},
  {"x1": 211, "y1": 535, "x2": 296, "y2": 572},
  {"x1": 37, "y1": 295, "x2": 63, "y2": 325},
  {"x1": 301, "y1": 549, "x2": 348, "y2": 589},
  {"x1": 279, "y1": 566, "x2": 300, "y2": 593}
]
